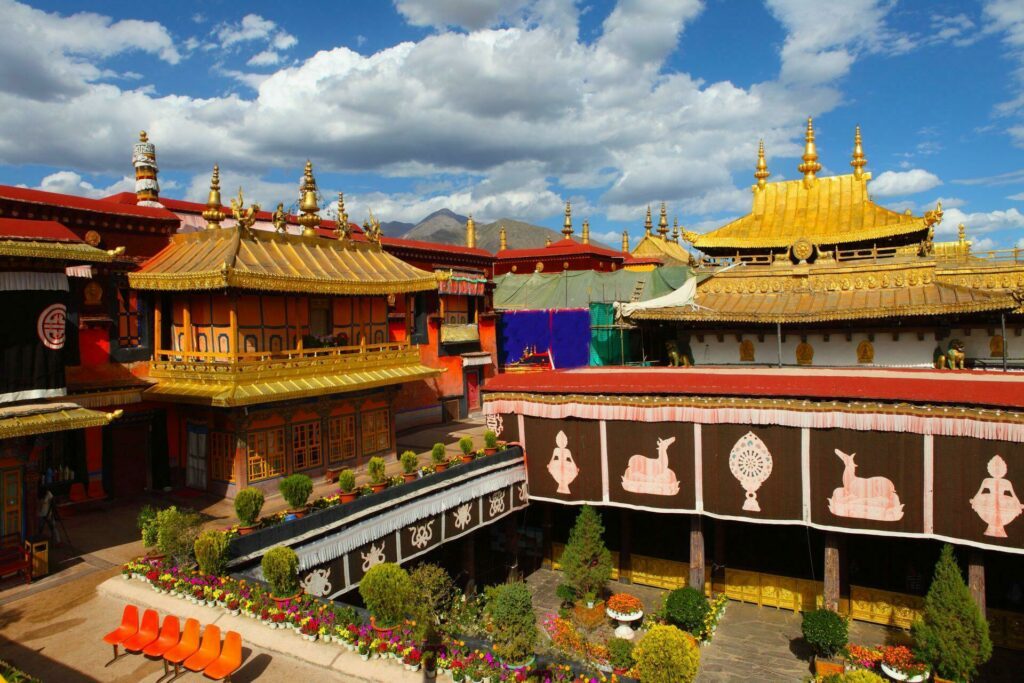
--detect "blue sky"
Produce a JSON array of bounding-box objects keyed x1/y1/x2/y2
[{"x1": 1, "y1": 0, "x2": 1023, "y2": 249}]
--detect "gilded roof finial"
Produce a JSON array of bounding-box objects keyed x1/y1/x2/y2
[
  {"x1": 754, "y1": 139, "x2": 770, "y2": 189},
  {"x1": 230, "y1": 187, "x2": 259, "y2": 231},
  {"x1": 581, "y1": 218, "x2": 590, "y2": 245},
  {"x1": 621, "y1": 229, "x2": 630, "y2": 253},
  {"x1": 851, "y1": 125, "x2": 867, "y2": 180},
  {"x1": 362, "y1": 209, "x2": 382, "y2": 246},
  {"x1": 499, "y1": 225, "x2": 507, "y2": 251},
  {"x1": 545, "y1": 235, "x2": 552, "y2": 247},
  {"x1": 562, "y1": 200, "x2": 573, "y2": 238},
  {"x1": 297, "y1": 160, "x2": 321, "y2": 237},
  {"x1": 672, "y1": 217, "x2": 680, "y2": 243},
  {"x1": 958, "y1": 223, "x2": 966, "y2": 243},
  {"x1": 202, "y1": 165, "x2": 226, "y2": 229},
  {"x1": 466, "y1": 214, "x2": 476, "y2": 249},
  {"x1": 644, "y1": 205, "x2": 652, "y2": 235},
  {"x1": 271, "y1": 203, "x2": 286, "y2": 233},
  {"x1": 798, "y1": 116, "x2": 822, "y2": 184},
  {"x1": 133, "y1": 130, "x2": 162, "y2": 207},
  {"x1": 658, "y1": 202, "x2": 669, "y2": 240},
  {"x1": 335, "y1": 192, "x2": 350, "y2": 239}
]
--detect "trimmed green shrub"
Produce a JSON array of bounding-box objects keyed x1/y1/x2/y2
[
  {"x1": 555, "y1": 584, "x2": 577, "y2": 605},
  {"x1": 664, "y1": 586, "x2": 710, "y2": 635},
  {"x1": 155, "y1": 506, "x2": 203, "y2": 566},
  {"x1": 279, "y1": 473, "x2": 313, "y2": 510},
  {"x1": 458, "y1": 435, "x2": 474, "y2": 456},
  {"x1": 194, "y1": 530, "x2": 229, "y2": 576},
  {"x1": 262, "y1": 545, "x2": 299, "y2": 597},
  {"x1": 234, "y1": 487, "x2": 264, "y2": 526},
  {"x1": 559, "y1": 505, "x2": 612, "y2": 602},
  {"x1": 912, "y1": 544, "x2": 992, "y2": 682},
  {"x1": 607, "y1": 637, "x2": 635, "y2": 670},
  {"x1": 400, "y1": 450, "x2": 419, "y2": 474},
  {"x1": 633, "y1": 624, "x2": 700, "y2": 683},
  {"x1": 431, "y1": 442, "x2": 447, "y2": 464},
  {"x1": 484, "y1": 430, "x2": 498, "y2": 449},
  {"x1": 138, "y1": 504, "x2": 159, "y2": 547},
  {"x1": 801, "y1": 608, "x2": 848, "y2": 658},
  {"x1": 409, "y1": 562, "x2": 458, "y2": 627},
  {"x1": 360, "y1": 562, "x2": 414, "y2": 628},
  {"x1": 485, "y1": 580, "x2": 537, "y2": 666},
  {"x1": 338, "y1": 468, "x2": 356, "y2": 493},
  {"x1": 367, "y1": 456, "x2": 387, "y2": 485}
]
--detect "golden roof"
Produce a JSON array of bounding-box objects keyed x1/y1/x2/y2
[
  {"x1": 631, "y1": 233, "x2": 693, "y2": 266},
  {"x1": 129, "y1": 225, "x2": 438, "y2": 295},
  {"x1": 0, "y1": 403, "x2": 121, "y2": 440},
  {"x1": 0, "y1": 239, "x2": 117, "y2": 262},
  {"x1": 686, "y1": 172, "x2": 935, "y2": 251}
]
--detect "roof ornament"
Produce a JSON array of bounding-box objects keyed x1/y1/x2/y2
[
  {"x1": 562, "y1": 200, "x2": 573, "y2": 239},
  {"x1": 499, "y1": 225, "x2": 508, "y2": 251},
  {"x1": 672, "y1": 217, "x2": 680, "y2": 243},
  {"x1": 851, "y1": 125, "x2": 867, "y2": 180},
  {"x1": 202, "y1": 164, "x2": 226, "y2": 229},
  {"x1": 335, "y1": 193, "x2": 350, "y2": 240},
  {"x1": 466, "y1": 214, "x2": 476, "y2": 248},
  {"x1": 924, "y1": 200, "x2": 944, "y2": 227},
  {"x1": 545, "y1": 235, "x2": 552, "y2": 247},
  {"x1": 362, "y1": 209, "x2": 383, "y2": 246},
  {"x1": 297, "y1": 160, "x2": 322, "y2": 238},
  {"x1": 754, "y1": 139, "x2": 770, "y2": 190},
  {"x1": 958, "y1": 223, "x2": 966, "y2": 243},
  {"x1": 581, "y1": 218, "x2": 590, "y2": 245},
  {"x1": 133, "y1": 130, "x2": 163, "y2": 207},
  {"x1": 658, "y1": 202, "x2": 669, "y2": 240},
  {"x1": 797, "y1": 116, "x2": 822, "y2": 185},
  {"x1": 230, "y1": 188, "x2": 259, "y2": 232},
  {"x1": 271, "y1": 203, "x2": 287, "y2": 233},
  {"x1": 622, "y1": 229, "x2": 630, "y2": 253},
  {"x1": 644, "y1": 205, "x2": 653, "y2": 235}
]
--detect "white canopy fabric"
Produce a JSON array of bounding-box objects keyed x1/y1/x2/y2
[{"x1": 615, "y1": 263, "x2": 740, "y2": 319}]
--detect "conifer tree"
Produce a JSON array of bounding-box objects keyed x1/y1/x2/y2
[
  {"x1": 559, "y1": 505, "x2": 612, "y2": 601},
  {"x1": 911, "y1": 544, "x2": 992, "y2": 682}
]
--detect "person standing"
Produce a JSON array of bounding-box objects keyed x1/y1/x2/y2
[{"x1": 36, "y1": 486, "x2": 59, "y2": 544}]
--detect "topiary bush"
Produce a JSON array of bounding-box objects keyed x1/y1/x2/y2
[
  {"x1": 458, "y1": 435, "x2": 474, "y2": 456},
  {"x1": 155, "y1": 506, "x2": 203, "y2": 566},
  {"x1": 409, "y1": 563, "x2": 458, "y2": 628},
  {"x1": 338, "y1": 468, "x2": 356, "y2": 493},
  {"x1": 912, "y1": 544, "x2": 992, "y2": 682},
  {"x1": 261, "y1": 545, "x2": 299, "y2": 597},
  {"x1": 801, "y1": 608, "x2": 848, "y2": 659},
  {"x1": 607, "y1": 637, "x2": 635, "y2": 671},
  {"x1": 664, "y1": 586, "x2": 710, "y2": 635},
  {"x1": 484, "y1": 430, "x2": 498, "y2": 449},
  {"x1": 400, "y1": 450, "x2": 419, "y2": 474},
  {"x1": 559, "y1": 505, "x2": 612, "y2": 602},
  {"x1": 633, "y1": 624, "x2": 700, "y2": 683},
  {"x1": 137, "y1": 504, "x2": 159, "y2": 548},
  {"x1": 485, "y1": 580, "x2": 538, "y2": 666},
  {"x1": 367, "y1": 456, "x2": 387, "y2": 485},
  {"x1": 279, "y1": 473, "x2": 313, "y2": 510},
  {"x1": 194, "y1": 530, "x2": 229, "y2": 576},
  {"x1": 431, "y1": 442, "x2": 447, "y2": 464},
  {"x1": 234, "y1": 487, "x2": 264, "y2": 526},
  {"x1": 360, "y1": 562, "x2": 414, "y2": 628}
]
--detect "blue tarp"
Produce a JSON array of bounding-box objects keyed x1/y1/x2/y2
[{"x1": 499, "y1": 309, "x2": 590, "y2": 369}]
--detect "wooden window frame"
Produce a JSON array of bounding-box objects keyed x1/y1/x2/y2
[
  {"x1": 360, "y1": 408, "x2": 391, "y2": 455},
  {"x1": 116, "y1": 288, "x2": 143, "y2": 348},
  {"x1": 327, "y1": 414, "x2": 356, "y2": 465},
  {"x1": 291, "y1": 420, "x2": 323, "y2": 472},
  {"x1": 209, "y1": 431, "x2": 235, "y2": 483},
  {"x1": 247, "y1": 427, "x2": 286, "y2": 482}
]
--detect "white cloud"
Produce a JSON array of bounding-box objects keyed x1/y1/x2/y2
[
  {"x1": 973, "y1": 237, "x2": 996, "y2": 251},
  {"x1": 984, "y1": 0, "x2": 1024, "y2": 145},
  {"x1": 938, "y1": 207, "x2": 1024, "y2": 236},
  {"x1": 870, "y1": 169, "x2": 942, "y2": 197},
  {"x1": 214, "y1": 14, "x2": 297, "y2": 60},
  {"x1": 1009, "y1": 191, "x2": 1024, "y2": 200},
  {"x1": 26, "y1": 170, "x2": 134, "y2": 198},
  {"x1": 395, "y1": 0, "x2": 578, "y2": 33},
  {"x1": 247, "y1": 50, "x2": 281, "y2": 67}
]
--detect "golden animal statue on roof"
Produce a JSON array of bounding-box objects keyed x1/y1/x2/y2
[
  {"x1": 230, "y1": 188, "x2": 260, "y2": 231},
  {"x1": 363, "y1": 209, "x2": 382, "y2": 246},
  {"x1": 271, "y1": 203, "x2": 287, "y2": 233}
]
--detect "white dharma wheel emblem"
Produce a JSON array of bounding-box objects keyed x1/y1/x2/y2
[
  {"x1": 37, "y1": 303, "x2": 67, "y2": 350},
  {"x1": 729, "y1": 431, "x2": 773, "y2": 512}
]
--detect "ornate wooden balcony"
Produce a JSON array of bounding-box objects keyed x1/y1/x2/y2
[{"x1": 145, "y1": 341, "x2": 441, "y2": 407}]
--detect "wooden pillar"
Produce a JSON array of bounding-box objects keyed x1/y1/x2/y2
[
  {"x1": 182, "y1": 302, "x2": 193, "y2": 353},
  {"x1": 619, "y1": 509, "x2": 633, "y2": 584},
  {"x1": 542, "y1": 503, "x2": 553, "y2": 569},
  {"x1": 689, "y1": 516, "x2": 705, "y2": 593},
  {"x1": 713, "y1": 518, "x2": 726, "y2": 580},
  {"x1": 504, "y1": 515, "x2": 520, "y2": 580},
  {"x1": 969, "y1": 550, "x2": 986, "y2": 616},
  {"x1": 824, "y1": 532, "x2": 840, "y2": 611},
  {"x1": 152, "y1": 296, "x2": 162, "y2": 354},
  {"x1": 229, "y1": 296, "x2": 238, "y2": 361}
]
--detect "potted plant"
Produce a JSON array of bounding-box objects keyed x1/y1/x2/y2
[
  {"x1": 458, "y1": 436, "x2": 475, "y2": 463},
  {"x1": 279, "y1": 474, "x2": 313, "y2": 518},
  {"x1": 484, "y1": 580, "x2": 537, "y2": 669},
  {"x1": 155, "y1": 506, "x2": 204, "y2": 567},
  {"x1": 400, "y1": 450, "x2": 419, "y2": 483},
  {"x1": 483, "y1": 430, "x2": 499, "y2": 455},
  {"x1": 607, "y1": 637, "x2": 635, "y2": 675},
  {"x1": 911, "y1": 544, "x2": 992, "y2": 683},
  {"x1": 560, "y1": 505, "x2": 612, "y2": 608},
  {"x1": 337, "y1": 469, "x2": 357, "y2": 503},
  {"x1": 261, "y1": 545, "x2": 301, "y2": 607},
  {"x1": 367, "y1": 456, "x2": 388, "y2": 493},
  {"x1": 431, "y1": 442, "x2": 448, "y2": 472},
  {"x1": 633, "y1": 624, "x2": 700, "y2": 683},
  {"x1": 234, "y1": 487, "x2": 264, "y2": 534},
  {"x1": 359, "y1": 562, "x2": 414, "y2": 635},
  {"x1": 422, "y1": 650, "x2": 436, "y2": 679},
  {"x1": 801, "y1": 608, "x2": 848, "y2": 676},
  {"x1": 193, "y1": 530, "x2": 228, "y2": 576},
  {"x1": 607, "y1": 593, "x2": 644, "y2": 639},
  {"x1": 879, "y1": 646, "x2": 929, "y2": 682}
]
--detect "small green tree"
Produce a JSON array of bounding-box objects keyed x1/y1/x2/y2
[
  {"x1": 279, "y1": 474, "x2": 313, "y2": 510},
  {"x1": 801, "y1": 608, "x2": 848, "y2": 659},
  {"x1": 458, "y1": 436, "x2": 475, "y2": 456},
  {"x1": 234, "y1": 487, "x2": 264, "y2": 526},
  {"x1": 360, "y1": 562, "x2": 414, "y2": 628},
  {"x1": 485, "y1": 580, "x2": 537, "y2": 666},
  {"x1": 400, "y1": 450, "x2": 419, "y2": 474},
  {"x1": 261, "y1": 545, "x2": 299, "y2": 597},
  {"x1": 559, "y1": 505, "x2": 612, "y2": 601},
  {"x1": 409, "y1": 563, "x2": 458, "y2": 627},
  {"x1": 194, "y1": 530, "x2": 229, "y2": 576},
  {"x1": 912, "y1": 544, "x2": 992, "y2": 682},
  {"x1": 484, "y1": 430, "x2": 498, "y2": 449},
  {"x1": 137, "y1": 505, "x2": 159, "y2": 547},
  {"x1": 431, "y1": 442, "x2": 447, "y2": 465},
  {"x1": 633, "y1": 624, "x2": 700, "y2": 683},
  {"x1": 338, "y1": 468, "x2": 356, "y2": 493},
  {"x1": 155, "y1": 506, "x2": 203, "y2": 566},
  {"x1": 367, "y1": 456, "x2": 387, "y2": 485}
]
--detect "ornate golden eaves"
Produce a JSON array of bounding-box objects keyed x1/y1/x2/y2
[
  {"x1": 0, "y1": 404, "x2": 121, "y2": 440},
  {"x1": 0, "y1": 239, "x2": 116, "y2": 262}
]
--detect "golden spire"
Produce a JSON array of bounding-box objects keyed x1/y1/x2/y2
[
  {"x1": 202, "y1": 165, "x2": 225, "y2": 229},
  {"x1": 644, "y1": 205, "x2": 652, "y2": 235},
  {"x1": 754, "y1": 139, "x2": 770, "y2": 189},
  {"x1": 334, "y1": 193, "x2": 350, "y2": 240},
  {"x1": 297, "y1": 160, "x2": 321, "y2": 237},
  {"x1": 499, "y1": 224, "x2": 507, "y2": 251},
  {"x1": 133, "y1": 130, "x2": 161, "y2": 207},
  {"x1": 658, "y1": 202, "x2": 669, "y2": 240},
  {"x1": 851, "y1": 125, "x2": 867, "y2": 180},
  {"x1": 562, "y1": 200, "x2": 573, "y2": 238},
  {"x1": 797, "y1": 116, "x2": 822, "y2": 184},
  {"x1": 958, "y1": 223, "x2": 966, "y2": 243},
  {"x1": 545, "y1": 235, "x2": 552, "y2": 247},
  {"x1": 622, "y1": 229, "x2": 629, "y2": 253},
  {"x1": 672, "y1": 217, "x2": 680, "y2": 243},
  {"x1": 466, "y1": 214, "x2": 476, "y2": 249},
  {"x1": 581, "y1": 218, "x2": 590, "y2": 245}
]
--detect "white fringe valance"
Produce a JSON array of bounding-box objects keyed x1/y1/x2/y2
[
  {"x1": 295, "y1": 466, "x2": 526, "y2": 571},
  {"x1": 0, "y1": 271, "x2": 68, "y2": 291}
]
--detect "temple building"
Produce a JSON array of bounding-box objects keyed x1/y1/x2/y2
[{"x1": 628, "y1": 202, "x2": 694, "y2": 269}]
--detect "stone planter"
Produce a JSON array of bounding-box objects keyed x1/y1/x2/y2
[{"x1": 880, "y1": 662, "x2": 929, "y2": 682}]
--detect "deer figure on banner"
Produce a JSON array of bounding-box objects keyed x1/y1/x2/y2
[
  {"x1": 621, "y1": 436, "x2": 680, "y2": 496},
  {"x1": 828, "y1": 449, "x2": 904, "y2": 521}
]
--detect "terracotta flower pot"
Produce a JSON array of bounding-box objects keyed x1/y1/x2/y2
[
  {"x1": 339, "y1": 491, "x2": 357, "y2": 503},
  {"x1": 402, "y1": 472, "x2": 417, "y2": 483},
  {"x1": 270, "y1": 591, "x2": 302, "y2": 608},
  {"x1": 370, "y1": 482, "x2": 387, "y2": 494},
  {"x1": 434, "y1": 462, "x2": 447, "y2": 473},
  {"x1": 236, "y1": 524, "x2": 258, "y2": 536},
  {"x1": 484, "y1": 447, "x2": 498, "y2": 455},
  {"x1": 288, "y1": 508, "x2": 308, "y2": 519},
  {"x1": 461, "y1": 454, "x2": 474, "y2": 464},
  {"x1": 813, "y1": 656, "x2": 845, "y2": 676},
  {"x1": 370, "y1": 616, "x2": 396, "y2": 638}
]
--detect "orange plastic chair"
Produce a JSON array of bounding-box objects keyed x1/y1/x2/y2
[
  {"x1": 102, "y1": 604, "x2": 139, "y2": 665},
  {"x1": 142, "y1": 614, "x2": 180, "y2": 657},
  {"x1": 163, "y1": 618, "x2": 201, "y2": 678},
  {"x1": 183, "y1": 624, "x2": 222, "y2": 674},
  {"x1": 203, "y1": 631, "x2": 243, "y2": 681},
  {"x1": 122, "y1": 608, "x2": 160, "y2": 652}
]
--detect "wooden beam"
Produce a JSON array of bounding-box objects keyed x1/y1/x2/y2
[
  {"x1": 824, "y1": 532, "x2": 840, "y2": 611},
  {"x1": 182, "y1": 302, "x2": 193, "y2": 353},
  {"x1": 152, "y1": 296, "x2": 161, "y2": 354},
  {"x1": 689, "y1": 516, "x2": 705, "y2": 593},
  {"x1": 229, "y1": 296, "x2": 238, "y2": 361},
  {"x1": 969, "y1": 550, "x2": 986, "y2": 616}
]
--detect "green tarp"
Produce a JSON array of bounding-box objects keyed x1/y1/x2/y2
[{"x1": 493, "y1": 266, "x2": 693, "y2": 310}]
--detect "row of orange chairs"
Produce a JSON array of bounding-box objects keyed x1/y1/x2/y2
[{"x1": 103, "y1": 604, "x2": 243, "y2": 681}]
